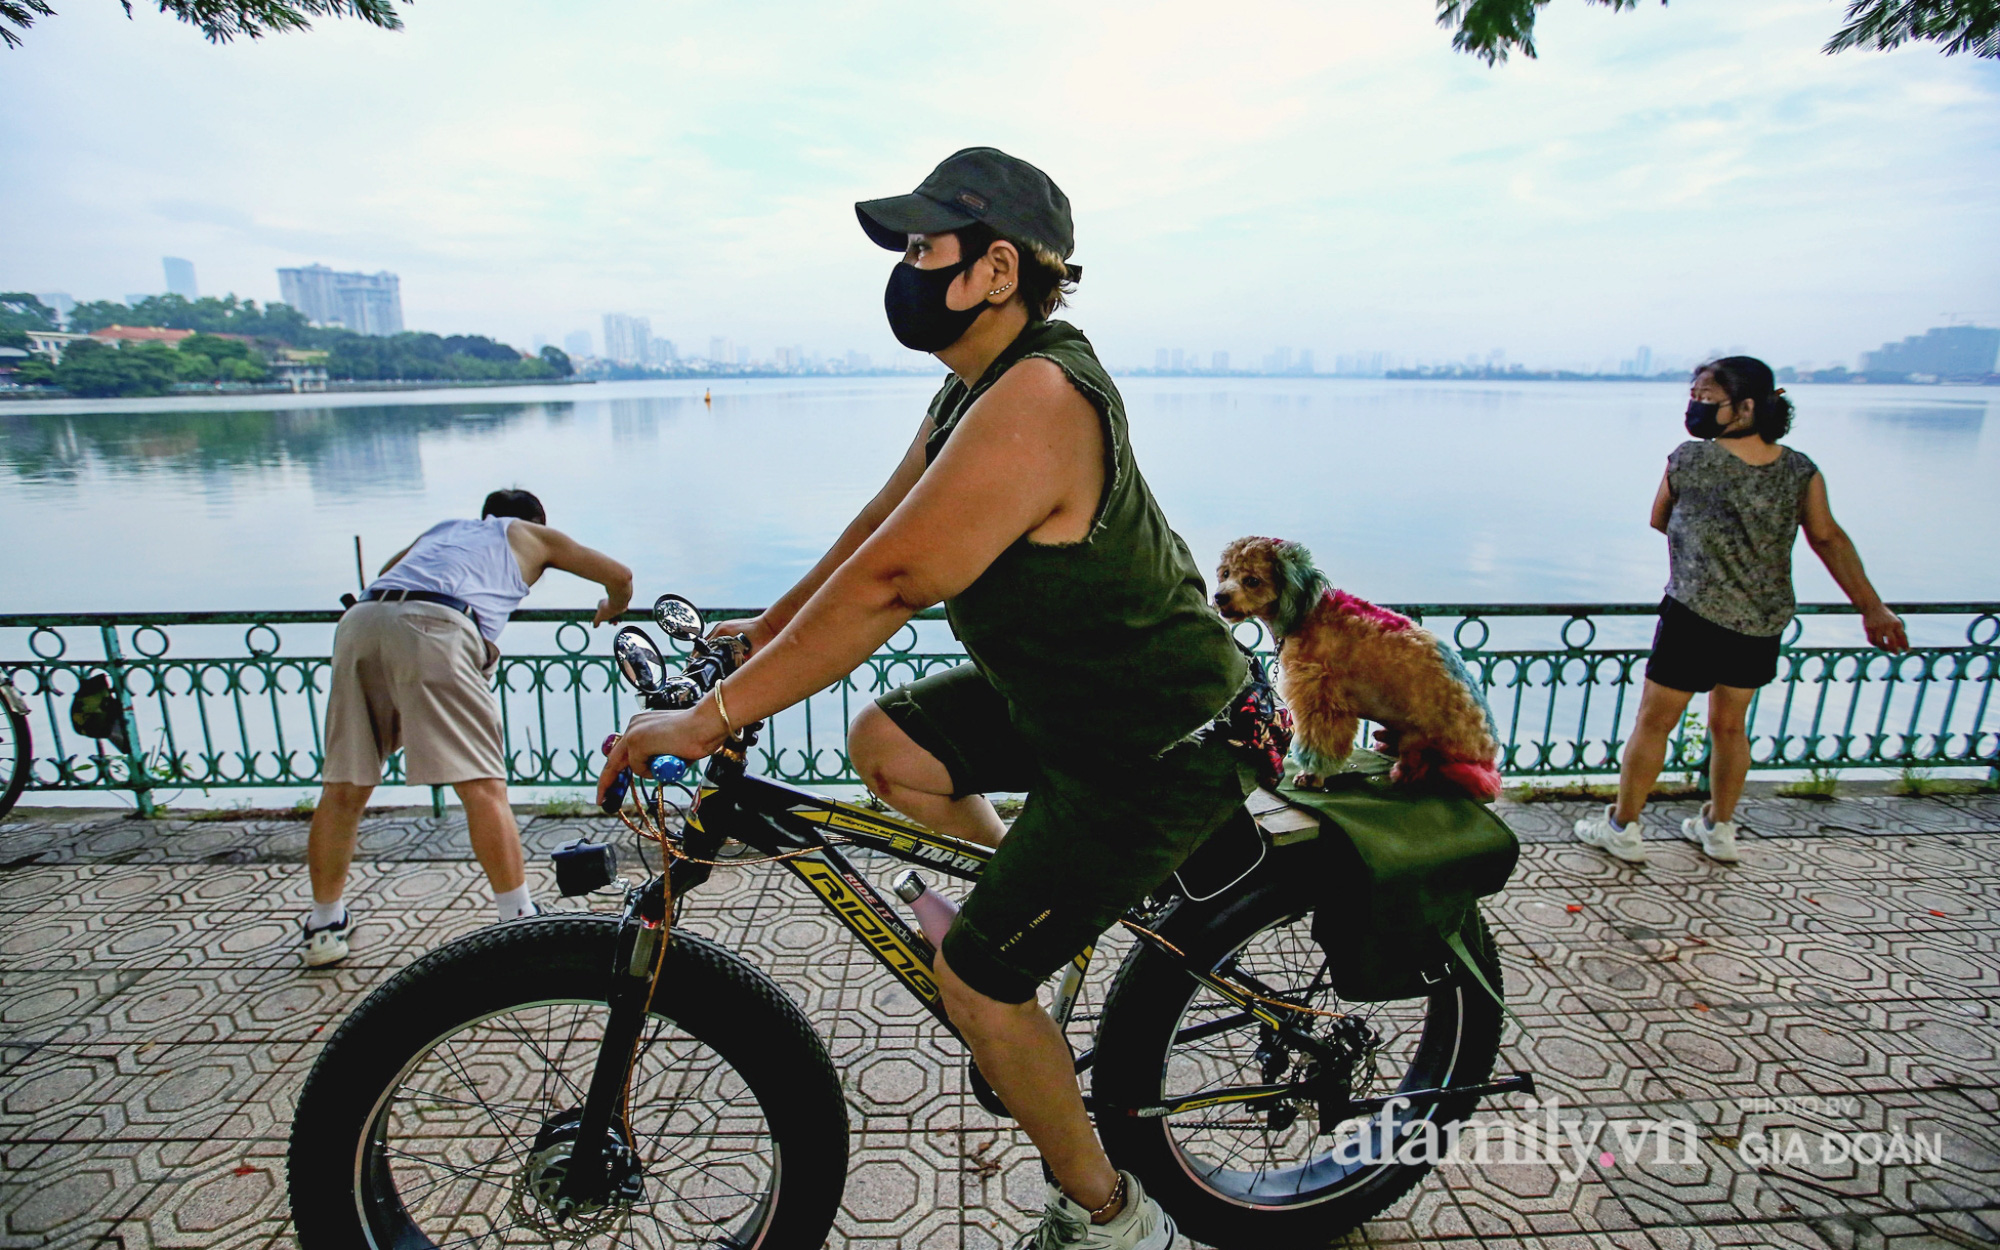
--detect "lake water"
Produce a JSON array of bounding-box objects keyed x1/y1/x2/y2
[{"x1": 2, "y1": 377, "x2": 1993, "y2": 630}]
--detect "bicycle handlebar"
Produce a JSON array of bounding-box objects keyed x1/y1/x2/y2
[{"x1": 599, "y1": 633, "x2": 750, "y2": 814}]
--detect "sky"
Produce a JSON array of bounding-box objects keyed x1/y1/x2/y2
[{"x1": 2, "y1": 0, "x2": 1996, "y2": 372}]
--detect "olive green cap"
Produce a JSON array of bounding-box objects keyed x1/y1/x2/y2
[{"x1": 856, "y1": 146, "x2": 1081, "y2": 282}]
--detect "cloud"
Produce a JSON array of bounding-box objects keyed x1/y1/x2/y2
[{"x1": 1, "y1": 0, "x2": 1994, "y2": 368}]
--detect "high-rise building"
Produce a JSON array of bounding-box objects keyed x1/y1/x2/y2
[
  {"x1": 564, "y1": 330, "x2": 593, "y2": 359},
  {"x1": 1862, "y1": 325, "x2": 2000, "y2": 378},
  {"x1": 602, "y1": 313, "x2": 652, "y2": 365},
  {"x1": 709, "y1": 337, "x2": 731, "y2": 365},
  {"x1": 163, "y1": 257, "x2": 197, "y2": 299},
  {"x1": 1211, "y1": 351, "x2": 1229, "y2": 373},
  {"x1": 35, "y1": 293, "x2": 74, "y2": 327},
  {"x1": 649, "y1": 338, "x2": 678, "y2": 366},
  {"x1": 1298, "y1": 350, "x2": 1314, "y2": 375},
  {"x1": 277, "y1": 265, "x2": 404, "y2": 335}
]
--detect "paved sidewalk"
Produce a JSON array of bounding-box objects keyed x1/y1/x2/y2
[{"x1": 1, "y1": 794, "x2": 1996, "y2": 1249}]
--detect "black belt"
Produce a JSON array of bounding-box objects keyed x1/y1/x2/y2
[{"x1": 353, "y1": 588, "x2": 479, "y2": 625}]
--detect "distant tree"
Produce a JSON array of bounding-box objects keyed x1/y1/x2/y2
[
  {"x1": 442, "y1": 334, "x2": 522, "y2": 363},
  {"x1": 1436, "y1": 0, "x2": 1998, "y2": 63},
  {"x1": 172, "y1": 332, "x2": 267, "y2": 384},
  {"x1": 2, "y1": 0, "x2": 408, "y2": 50},
  {"x1": 539, "y1": 345, "x2": 573, "y2": 377},
  {"x1": 65, "y1": 300, "x2": 136, "y2": 333},
  {"x1": 0, "y1": 292, "x2": 57, "y2": 333},
  {"x1": 67, "y1": 294, "x2": 314, "y2": 343},
  {"x1": 50, "y1": 339, "x2": 178, "y2": 397}
]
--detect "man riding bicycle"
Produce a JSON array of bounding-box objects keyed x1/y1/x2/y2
[{"x1": 599, "y1": 147, "x2": 1250, "y2": 1250}]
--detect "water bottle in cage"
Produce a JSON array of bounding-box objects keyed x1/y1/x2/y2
[{"x1": 891, "y1": 870, "x2": 959, "y2": 946}]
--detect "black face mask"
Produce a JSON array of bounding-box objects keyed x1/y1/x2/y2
[
  {"x1": 1684, "y1": 399, "x2": 1755, "y2": 440},
  {"x1": 884, "y1": 258, "x2": 987, "y2": 352}
]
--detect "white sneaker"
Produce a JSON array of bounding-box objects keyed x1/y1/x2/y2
[
  {"x1": 1574, "y1": 805, "x2": 1647, "y2": 864},
  {"x1": 1014, "y1": 1171, "x2": 1175, "y2": 1250},
  {"x1": 302, "y1": 914, "x2": 352, "y2": 968},
  {"x1": 1682, "y1": 809, "x2": 1741, "y2": 863}
]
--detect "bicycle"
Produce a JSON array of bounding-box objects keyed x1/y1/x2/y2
[
  {"x1": 0, "y1": 676, "x2": 30, "y2": 820},
  {"x1": 287, "y1": 594, "x2": 1533, "y2": 1249}
]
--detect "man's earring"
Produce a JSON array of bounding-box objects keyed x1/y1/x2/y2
[{"x1": 987, "y1": 281, "x2": 1014, "y2": 298}]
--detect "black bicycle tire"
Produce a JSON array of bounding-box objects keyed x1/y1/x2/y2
[
  {"x1": 1096, "y1": 874, "x2": 1502, "y2": 1250},
  {"x1": 0, "y1": 698, "x2": 30, "y2": 820},
  {"x1": 287, "y1": 914, "x2": 849, "y2": 1250}
]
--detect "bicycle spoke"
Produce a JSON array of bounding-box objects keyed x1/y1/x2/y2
[
  {"x1": 1152, "y1": 911, "x2": 1453, "y2": 1208},
  {"x1": 369, "y1": 998, "x2": 779, "y2": 1246}
]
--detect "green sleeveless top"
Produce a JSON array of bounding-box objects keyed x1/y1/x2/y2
[{"x1": 924, "y1": 319, "x2": 1247, "y2": 761}]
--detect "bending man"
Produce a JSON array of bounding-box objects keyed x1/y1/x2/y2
[{"x1": 307, "y1": 489, "x2": 632, "y2": 968}]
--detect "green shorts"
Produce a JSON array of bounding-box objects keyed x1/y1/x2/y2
[{"x1": 876, "y1": 663, "x2": 1250, "y2": 1004}]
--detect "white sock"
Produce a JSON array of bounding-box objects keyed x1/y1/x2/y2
[
  {"x1": 309, "y1": 899, "x2": 346, "y2": 931},
  {"x1": 494, "y1": 885, "x2": 534, "y2": 922}
]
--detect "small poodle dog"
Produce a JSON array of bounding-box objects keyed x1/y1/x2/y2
[{"x1": 1214, "y1": 536, "x2": 1503, "y2": 800}]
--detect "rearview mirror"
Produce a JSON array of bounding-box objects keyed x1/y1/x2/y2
[
  {"x1": 653, "y1": 594, "x2": 703, "y2": 643},
  {"x1": 613, "y1": 626, "x2": 670, "y2": 694}
]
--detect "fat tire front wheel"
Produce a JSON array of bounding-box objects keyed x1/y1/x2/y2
[{"x1": 288, "y1": 914, "x2": 849, "y2": 1249}]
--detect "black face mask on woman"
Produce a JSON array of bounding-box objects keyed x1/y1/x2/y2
[
  {"x1": 1684, "y1": 399, "x2": 1755, "y2": 440},
  {"x1": 884, "y1": 257, "x2": 988, "y2": 352}
]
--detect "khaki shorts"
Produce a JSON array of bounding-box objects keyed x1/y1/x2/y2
[{"x1": 321, "y1": 600, "x2": 506, "y2": 787}]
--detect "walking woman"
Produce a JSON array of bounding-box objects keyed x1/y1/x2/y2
[
  {"x1": 1575, "y1": 357, "x2": 1907, "y2": 865},
  {"x1": 600, "y1": 148, "x2": 1245, "y2": 1249}
]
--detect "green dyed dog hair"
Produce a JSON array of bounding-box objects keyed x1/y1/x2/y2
[{"x1": 1270, "y1": 540, "x2": 1330, "y2": 639}]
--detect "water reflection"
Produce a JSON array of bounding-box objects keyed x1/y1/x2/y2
[
  {"x1": 1855, "y1": 402, "x2": 1987, "y2": 435},
  {"x1": 0, "y1": 379, "x2": 1993, "y2": 613},
  {"x1": 0, "y1": 401, "x2": 562, "y2": 487}
]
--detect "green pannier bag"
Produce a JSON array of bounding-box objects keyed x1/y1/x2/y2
[{"x1": 1265, "y1": 751, "x2": 1518, "y2": 1002}]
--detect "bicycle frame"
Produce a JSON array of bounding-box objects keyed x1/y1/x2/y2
[
  {"x1": 681, "y1": 763, "x2": 1010, "y2": 1037},
  {"x1": 555, "y1": 735, "x2": 1536, "y2": 1212},
  {"x1": 663, "y1": 749, "x2": 1422, "y2": 1080}
]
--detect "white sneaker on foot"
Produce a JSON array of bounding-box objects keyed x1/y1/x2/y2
[
  {"x1": 1014, "y1": 1171, "x2": 1175, "y2": 1250},
  {"x1": 1682, "y1": 809, "x2": 1741, "y2": 863},
  {"x1": 1574, "y1": 805, "x2": 1647, "y2": 863},
  {"x1": 302, "y1": 913, "x2": 352, "y2": 968}
]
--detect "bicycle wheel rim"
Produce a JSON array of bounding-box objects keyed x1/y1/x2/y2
[
  {"x1": 352, "y1": 997, "x2": 783, "y2": 1249},
  {"x1": 1155, "y1": 911, "x2": 1470, "y2": 1209},
  {"x1": 0, "y1": 704, "x2": 27, "y2": 814}
]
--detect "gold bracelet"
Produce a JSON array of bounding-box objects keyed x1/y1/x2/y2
[{"x1": 712, "y1": 683, "x2": 734, "y2": 738}]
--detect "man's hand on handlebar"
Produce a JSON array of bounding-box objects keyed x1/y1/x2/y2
[
  {"x1": 706, "y1": 614, "x2": 777, "y2": 654},
  {"x1": 592, "y1": 594, "x2": 629, "y2": 628},
  {"x1": 595, "y1": 705, "x2": 730, "y2": 810}
]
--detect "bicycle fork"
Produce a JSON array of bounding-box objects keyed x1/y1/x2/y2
[{"x1": 552, "y1": 878, "x2": 671, "y2": 1217}]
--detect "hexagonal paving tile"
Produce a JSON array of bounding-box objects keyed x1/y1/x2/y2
[{"x1": 1, "y1": 799, "x2": 1995, "y2": 1249}]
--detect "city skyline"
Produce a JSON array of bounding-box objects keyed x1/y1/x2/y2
[
  {"x1": 20, "y1": 266, "x2": 1992, "y2": 380},
  {"x1": 1, "y1": 2, "x2": 1994, "y2": 374}
]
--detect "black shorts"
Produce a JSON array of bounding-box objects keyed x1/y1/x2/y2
[
  {"x1": 1644, "y1": 596, "x2": 1782, "y2": 693},
  {"x1": 876, "y1": 663, "x2": 1250, "y2": 1004}
]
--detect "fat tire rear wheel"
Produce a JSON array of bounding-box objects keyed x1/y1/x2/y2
[
  {"x1": 288, "y1": 914, "x2": 848, "y2": 1249},
  {"x1": 1096, "y1": 870, "x2": 1502, "y2": 1250}
]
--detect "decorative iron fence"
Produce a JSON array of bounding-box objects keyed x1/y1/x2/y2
[{"x1": 2, "y1": 603, "x2": 1994, "y2": 814}]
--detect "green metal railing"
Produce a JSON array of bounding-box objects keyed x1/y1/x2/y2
[{"x1": 2, "y1": 603, "x2": 1994, "y2": 814}]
